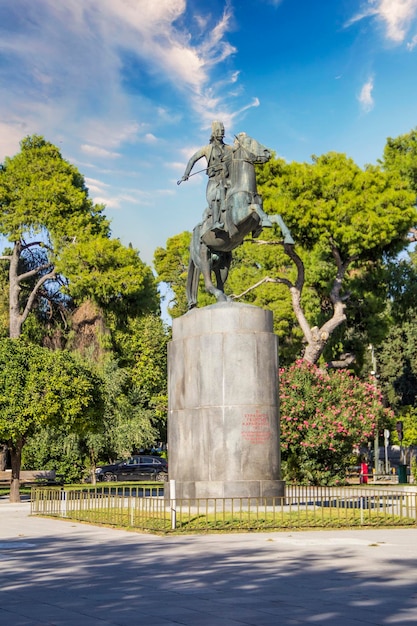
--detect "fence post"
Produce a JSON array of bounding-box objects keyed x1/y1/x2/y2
[
  {"x1": 170, "y1": 479, "x2": 176, "y2": 530},
  {"x1": 60, "y1": 489, "x2": 67, "y2": 517},
  {"x1": 414, "y1": 493, "x2": 417, "y2": 525}
]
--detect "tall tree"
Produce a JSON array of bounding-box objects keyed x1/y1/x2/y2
[
  {"x1": 0, "y1": 135, "x2": 108, "y2": 337},
  {"x1": 0, "y1": 135, "x2": 159, "y2": 339},
  {"x1": 246, "y1": 152, "x2": 417, "y2": 364},
  {"x1": 60, "y1": 237, "x2": 159, "y2": 323},
  {"x1": 0, "y1": 338, "x2": 104, "y2": 501},
  {"x1": 91, "y1": 358, "x2": 160, "y2": 464}
]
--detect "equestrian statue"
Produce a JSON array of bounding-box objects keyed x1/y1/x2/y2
[{"x1": 178, "y1": 121, "x2": 294, "y2": 308}]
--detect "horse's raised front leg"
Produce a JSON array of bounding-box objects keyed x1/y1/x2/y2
[
  {"x1": 270, "y1": 214, "x2": 295, "y2": 244},
  {"x1": 200, "y1": 246, "x2": 228, "y2": 302}
]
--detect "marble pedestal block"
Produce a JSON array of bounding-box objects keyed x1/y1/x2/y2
[{"x1": 167, "y1": 302, "x2": 284, "y2": 499}]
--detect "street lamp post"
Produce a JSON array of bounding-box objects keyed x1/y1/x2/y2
[
  {"x1": 384, "y1": 429, "x2": 390, "y2": 474},
  {"x1": 369, "y1": 344, "x2": 379, "y2": 477}
]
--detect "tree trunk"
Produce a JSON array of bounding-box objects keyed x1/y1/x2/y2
[
  {"x1": 241, "y1": 240, "x2": 353, "y2": 366},
  {"x1": 0, "y1": 444, "x2": 8, "y2": 471},
  {"x1": 284, "y1": 243, "x2": 349, "y2": 365},
  {"x1": 302, "y1": 327, "x2": 330, "y2": 364},
  {"x1": 89, "y1": 448, "x2": 97, "y2": 485},
  {"x1": 9, "y1": 242, "x2": 23, "y2": 339},
  {"x1": 9, "y1": 240, "x2": 55, "y2": 339},
  {"x1": 9, "y1": 441, "x2": 23, "y2": 503}
]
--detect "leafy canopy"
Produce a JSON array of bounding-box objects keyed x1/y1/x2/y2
[
  {"x1": 0, "y1": 135, "x2": 108, "y2": 244},
  {"x1": 0, "y1": 339, "x2": 104, "y2": 445},
  {"x1": 59, "y1": 236, "x2": 159, "y2": 316},
  {"x1": 258, "y1": 152, "x2": 416, "y2": 259},
  {"x1": 382, "y1": 127, "x2": 417, "y2": 194}
]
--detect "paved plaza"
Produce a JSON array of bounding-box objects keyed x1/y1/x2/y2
[{"x1": 0, "y1": 499, "x2": 417, "y2": 625}]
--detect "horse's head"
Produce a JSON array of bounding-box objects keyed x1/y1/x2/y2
[{"x1": 233, "y1": 132, "x2": 271, "y2": 164}]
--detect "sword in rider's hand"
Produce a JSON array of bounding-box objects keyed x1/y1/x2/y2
[{"x1": 177, "y1": 161, "x2": 227, "y2": 185}]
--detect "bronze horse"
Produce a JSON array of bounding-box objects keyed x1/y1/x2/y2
[{"x1": 186, "y1": 133, "x2": 294, "y2": 308}]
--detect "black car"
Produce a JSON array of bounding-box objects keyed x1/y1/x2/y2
[{"x1": 95, "y1": 455, "x2": 168, "y2": 482}]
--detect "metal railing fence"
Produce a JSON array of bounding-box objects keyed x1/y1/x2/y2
[{"x1": 31, "y1": 484, "x2": 417, "y2": 533}]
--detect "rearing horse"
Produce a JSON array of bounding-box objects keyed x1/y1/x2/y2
[{"x1": 186, "y1": 133, "x2": 294, "y2": 308}]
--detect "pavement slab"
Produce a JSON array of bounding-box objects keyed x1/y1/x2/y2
[{"x1": 0, "y1": 500, "x2": 417, "y2": 625}]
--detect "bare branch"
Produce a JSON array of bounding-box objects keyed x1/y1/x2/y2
[
  {"x1": 19, "y1": 270, "x2": 56, "y2": 328},
  {"x1": 21, "y1": 239, "x2": 53, "y2": 252},
  {"x1": 329, "y1": 242, "x2": 355, "y2": 306},
  {"x1": 233, "y1": 236, "x2": 356, "y2": 366},
  {"x1": 326, "y1": 352, "x2": 356, "y2": 369},
  {"x1": 249, "y1": 239, "x2": 284, "y2": 246},
  {"x1": 17, "y1": 263, "x2": 54, "y2": 284},
  {"x1": 232, "y1": 276, "x2": 290, "y2": 300},
  {"x1": 283, "y1": 243, "x2": 304, "y2": 292}
]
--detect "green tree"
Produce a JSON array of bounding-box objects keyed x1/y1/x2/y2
[
  {"x1": 382, "y1": 127, "x2": 417, "y2": 195},
  {"x1": 0, "y1": 338, "x2": 104, "y2": 501},
  {"x1": 154, "y1": 231, "x2": 192, "y2": 318},
  {"x1": 94, "y1": 359, "x2": 159, "y2": 463},
  {"x1": 247, "y1": 152, "x2": 417, "y2": 364},
  {"x1": 0, "y1": 135, "x2": 158, "y2": 339},
  {"x1": 0, "y1": 135, "x2": 108, "y2": 338},
  {"x1": 377, "y1": 319, "x2": 417, "y2": 409},
  {"x1": 113, "y1": 314, "x2": 169, "y2": 413},
  {"x1": 392, "y1": 407, "x2": 417, "y2": 447},
  {"x1": 60, "y1": 237, "x2": 159, "y2": 322},
  {"x1": 159, "y1": 153, "x2": 416, "y2": 365},
  {"x1": 280, "y1": 360, "x2": 393, "y2": 484},
  {"x1": 371, "y1": 248, "x2": 417, "y2": 411},
  {"x1": 22, "y1": 351, "x2": 168, "y2": 485},
  {"x1": 22, "y1": 429, "x2": 90, "y2": 484}
]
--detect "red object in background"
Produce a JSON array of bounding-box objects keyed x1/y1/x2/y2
[{"x1": 360, "y1": 462, "x2": 368, "y2": 484}]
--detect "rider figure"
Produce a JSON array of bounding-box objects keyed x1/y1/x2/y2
[{"x1": 180, "y1": 121, "x2": 232, "y2": 231}]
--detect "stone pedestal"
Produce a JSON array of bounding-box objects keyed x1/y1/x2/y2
[{"x1": 167, "y1": 302, "x2": 284, "y2": 499}]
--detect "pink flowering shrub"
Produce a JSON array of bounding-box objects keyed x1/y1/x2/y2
[{"x1": 279, "y1": 360, "x2": 393, "y2": 485}]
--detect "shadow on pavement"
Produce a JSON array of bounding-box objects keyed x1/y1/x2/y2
[{"x1": 0, "y1": 522, "x2": 416, "y2": 625}]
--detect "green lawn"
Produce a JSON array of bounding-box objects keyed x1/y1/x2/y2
[{"x1": 62, "y1": 505, "x2": 417, "y2": 533}]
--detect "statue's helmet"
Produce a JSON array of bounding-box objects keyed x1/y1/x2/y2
[{"x1": 211, "y1": 120, "x2": 225, "y2": 138}]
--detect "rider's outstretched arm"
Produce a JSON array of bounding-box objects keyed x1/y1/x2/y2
[{"x1": 181, "y1": 146, "x2": 209, "y2": 181}]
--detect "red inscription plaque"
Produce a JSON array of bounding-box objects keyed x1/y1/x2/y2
[{"x1": 241, "y1": 410, "x2": 272, "y2": 444}]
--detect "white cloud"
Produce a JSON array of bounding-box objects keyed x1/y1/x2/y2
[
  {"x1": 167, "y1": 161, "x2": 187, "y2": 170},
  {"x1": 93, "y1": 196, "x2": 122, "y2": 209},
  {"x1": 348, "y1": 0, "x2": 417, "y2": 43},
  {"x1": 358, "y1": 77, "x2": 375, "y2": 112},
  {"x1": 84, "y1": 177, "x2": 110, "y2": 195},
  {"x1": 0, "y1": 120, "x2": 30, "y2": 159},
  {"x1": 407, "y1": 32, "x2": 417, "y2": 48},
  {"x1": 143, "y1": 134, "x2": 158, "y2": 144},
  {"x1": 93, "y1": 189, "x2": 153, "y2": 210},
  {"x1": 78, "y1": 120, "x2": 142, "y2": 151},
  {"x1": 81, "y1": 145, "x2": 121, "y2": 158},
  {"x1": 0, "y1": 0, "x2": 251, "y2": 157}
]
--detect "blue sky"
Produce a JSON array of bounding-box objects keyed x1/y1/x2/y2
[{"x1": 1, "y1": 0, "x2": 417, "y2": 268}]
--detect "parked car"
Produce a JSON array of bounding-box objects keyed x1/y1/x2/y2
[{"x1": 95, "y1": 455, "x2": 168, "y2": 482}]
